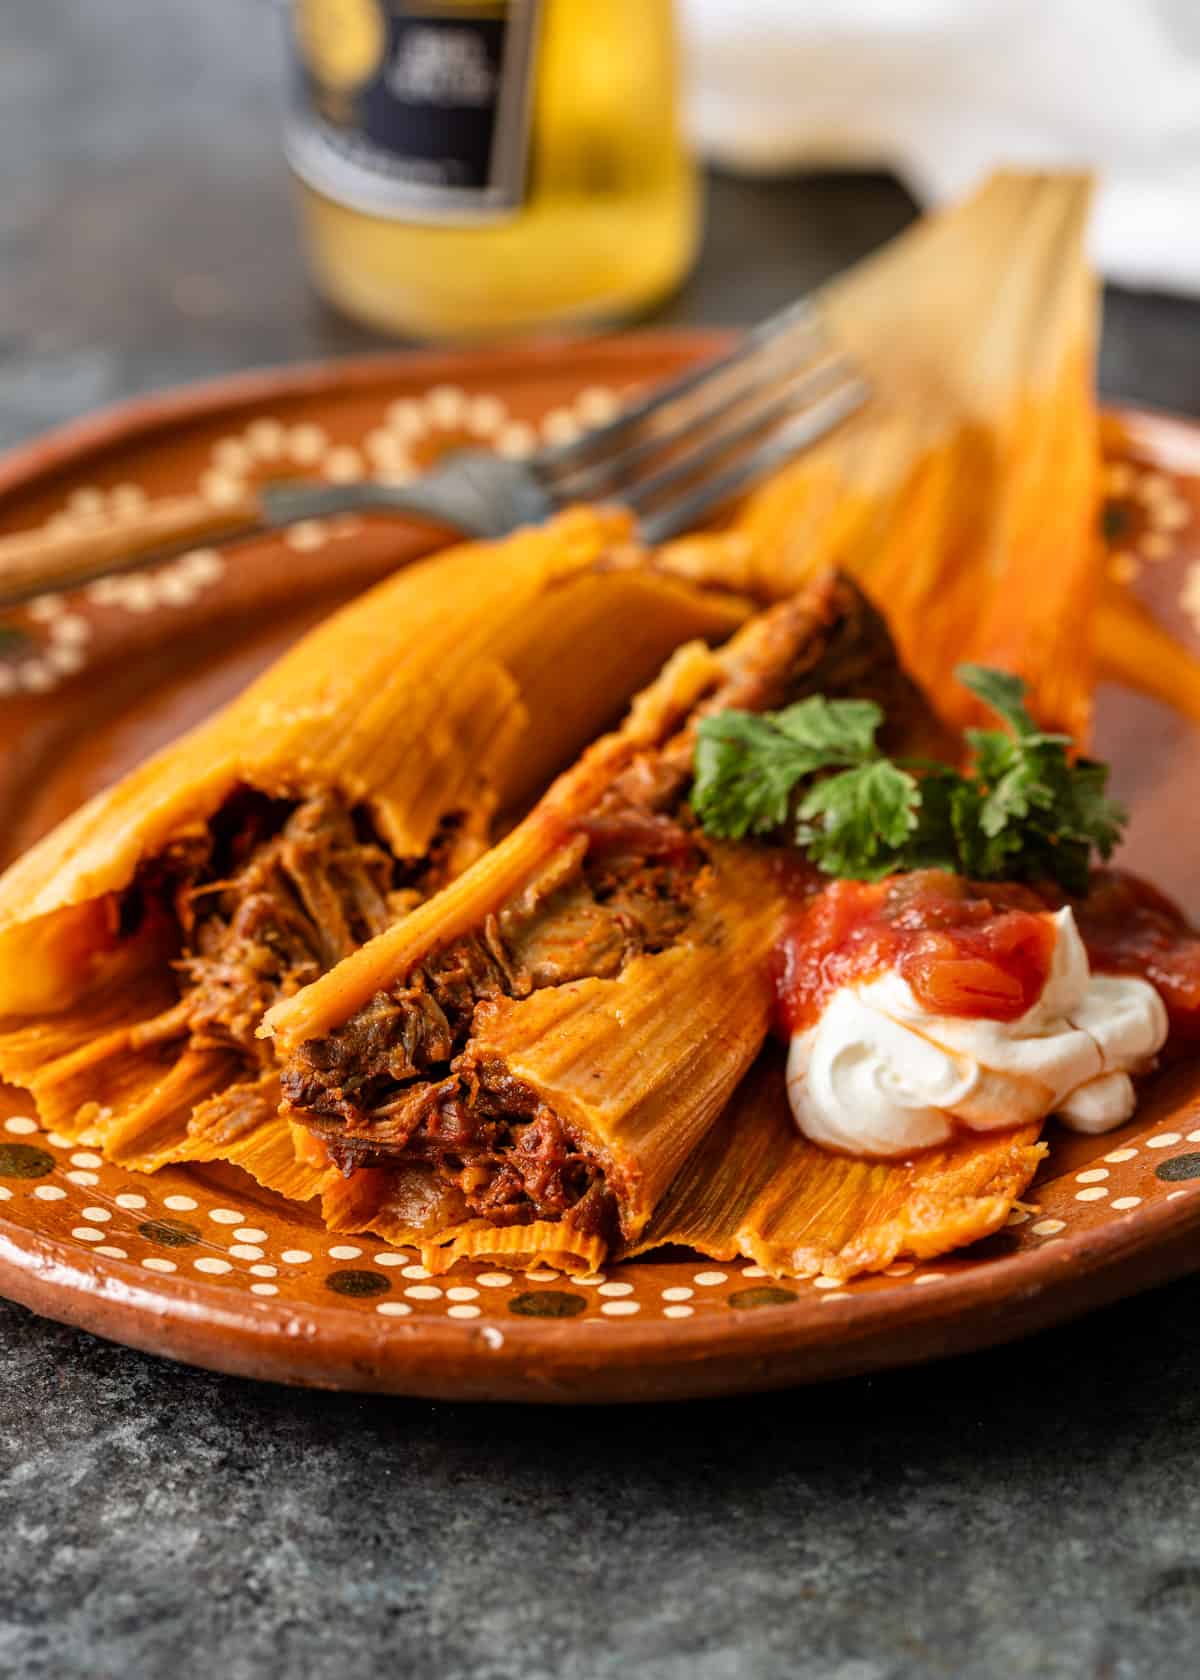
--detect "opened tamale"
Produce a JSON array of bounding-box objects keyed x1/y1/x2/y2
[
  {"x1": 0, "y1": 508, "x2": 755, "y2": 1185},
  {"x1": 267, "y1": 573, "x2": 950, "y2": 1273}
]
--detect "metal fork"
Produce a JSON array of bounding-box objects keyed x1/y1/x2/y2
[{"x1": 0, "y1": 299, "x2": 867, "y2": 608}]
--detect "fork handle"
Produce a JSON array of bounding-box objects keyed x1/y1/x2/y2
[{"x1": 0, "y1": 489, "x2": 261, "y2": 606}]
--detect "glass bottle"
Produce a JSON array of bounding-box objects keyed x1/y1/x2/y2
[{"x1": 286, "y1": 0, "x2": 699, "y2": 341}]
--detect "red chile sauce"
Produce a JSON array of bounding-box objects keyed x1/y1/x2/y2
[{"x1": 773, "y1": 867, "x2": 1200, "y2": 1044}]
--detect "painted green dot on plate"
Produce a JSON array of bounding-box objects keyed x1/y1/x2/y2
[
  {"x1": 326, "y1": 1269, "x2": 390, "y2": 1298},
  {"x1": 1155, "y1": 1153, "x2": 1200, "y2": 1183},
  {"x1": 728, "y1": 1286, "x2": 799, "y2": 1310},
  {"x1": 138, "y1": 1218, "x2": 202, "y2": 1248},
  {"x1": 508, "y1": 1290, "x2": 587, "y2": 1319},
  {"x1": 0, "y1": 1144, "x2": 54, "y2": 1179}
]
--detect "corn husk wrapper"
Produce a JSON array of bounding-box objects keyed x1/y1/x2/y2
[
  {"x1": 633, "y1": 1050, "x2": 1046, "y2": 1280},
  {"x1": 660, "y1": 172, "x2": 1108, "y2": 741},
  {"x1": 0, "y1": 509, "x2": 753, "y2": 1188}
]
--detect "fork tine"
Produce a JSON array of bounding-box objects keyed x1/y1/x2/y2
[
  {"x1": 620, "y1": 356, "x2": 855, "y2": 514},
  {"x1": 535, "y1": 296, "x2": 823, "y2": 475},
  {"x1": 542, "y1": 329, "x2": 839, "y2": 505},
  {"x1": 637, "y1": 374, "x2": 869, "y2": 545}
]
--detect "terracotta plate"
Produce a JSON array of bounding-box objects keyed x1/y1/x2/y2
[{"x1": 2, "y1": 336, "x2": 1199, "y2": 1403}]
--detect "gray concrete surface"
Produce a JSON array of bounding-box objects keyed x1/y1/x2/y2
[{"x1": 3, "y1": 4, "x2": 1200, "y2": 1677}]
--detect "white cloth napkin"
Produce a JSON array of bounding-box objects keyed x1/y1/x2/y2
[{"x1": 681, "y1": 0, "x2": 1200, "y2": 296}]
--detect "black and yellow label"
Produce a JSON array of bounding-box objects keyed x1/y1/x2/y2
[{"x1": 287, "y1": 0, "x2": 541, "y2": 222}]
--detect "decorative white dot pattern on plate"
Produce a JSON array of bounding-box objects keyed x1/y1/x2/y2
[
  {"x1": 576, "y1": 386, "x2": 621, "y2": 426},
  {"x1": 6, "y1": 403, "x2": 1196, "y2": 1363},
  {"x1": 404, "y1": 1285, "x2": 442, "y2": 1301}
]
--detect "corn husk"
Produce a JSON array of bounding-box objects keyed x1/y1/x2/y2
[
  {"x1": 662, "y1": 172, "x2": 1103, "y2": 742},
  {"x1": 633, "y1": 1050, "x2": 1046, "y2": 1280}
]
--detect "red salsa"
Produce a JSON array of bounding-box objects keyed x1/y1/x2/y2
[{"x1": 773, "y1": 867, "x2": 1200, "y2": 1042}]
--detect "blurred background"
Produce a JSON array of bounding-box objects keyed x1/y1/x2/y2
[{"x1": 2, "y1": 0, "x2": 1197, "y2": 455}]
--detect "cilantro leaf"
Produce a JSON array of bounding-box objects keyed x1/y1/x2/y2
[
  {"x1": 773, "y1": 695, "x2": 882, "y2": 759},
  {"x1": 692, "y1": 697, "x2": 883, "y2": 840},
  {"x1": 689, "y1": 662, "x2": 1128, "y2": 894},
  {"x1": 796, "y1": 761, "x2": 921, "y2": 879},
  {"x1": 956, "y1": 664, "x2": 1040, "y2": 737}
]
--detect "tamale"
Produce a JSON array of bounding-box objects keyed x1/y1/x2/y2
[
  {"x1": 268, "y1": 573, "x2": 949, "y2": 1273},
  {"x1": 0, "y1": 509, "x2": 754, "y2": 1186},
  {"x1": 634, "y1": 1049, "x2": 1046, "y2": 1280}
]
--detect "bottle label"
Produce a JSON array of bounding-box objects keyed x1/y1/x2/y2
[{"x1": 287, "y1": 1, "x2": 541, "y2": 223}]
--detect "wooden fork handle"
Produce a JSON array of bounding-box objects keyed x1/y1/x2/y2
[{"x1": 0, "y1": 489, "x2": 262, "y2": 606}]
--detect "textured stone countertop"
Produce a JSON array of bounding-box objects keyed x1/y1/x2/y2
[{"x1": 4, "y1": 5, "x2": 1200, "y2": 1678}]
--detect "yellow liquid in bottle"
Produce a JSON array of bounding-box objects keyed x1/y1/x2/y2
[{"x1": 291, "y1": 0, "x2": 699, "y2": 341}]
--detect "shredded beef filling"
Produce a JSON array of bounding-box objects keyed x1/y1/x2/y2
[
  {"x1": 121, "y1": 787, "x2": 439, "y2": 1135},
  {"x1": 282, "y1": 774, "x2": 704, "y2": 1237}
]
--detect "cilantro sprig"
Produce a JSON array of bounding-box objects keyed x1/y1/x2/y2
[{"x1": 691, "y1": 665, "x2": 1126, "y2": 894}]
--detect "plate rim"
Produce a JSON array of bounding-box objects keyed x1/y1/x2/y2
[{"x1": 1, "y1": 337, "x2": 1198, "y2": 1400}]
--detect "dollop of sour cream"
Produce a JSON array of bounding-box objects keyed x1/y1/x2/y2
[{"x1": 786, "y1": 907, "x2": 1168, "y2": 1157}]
